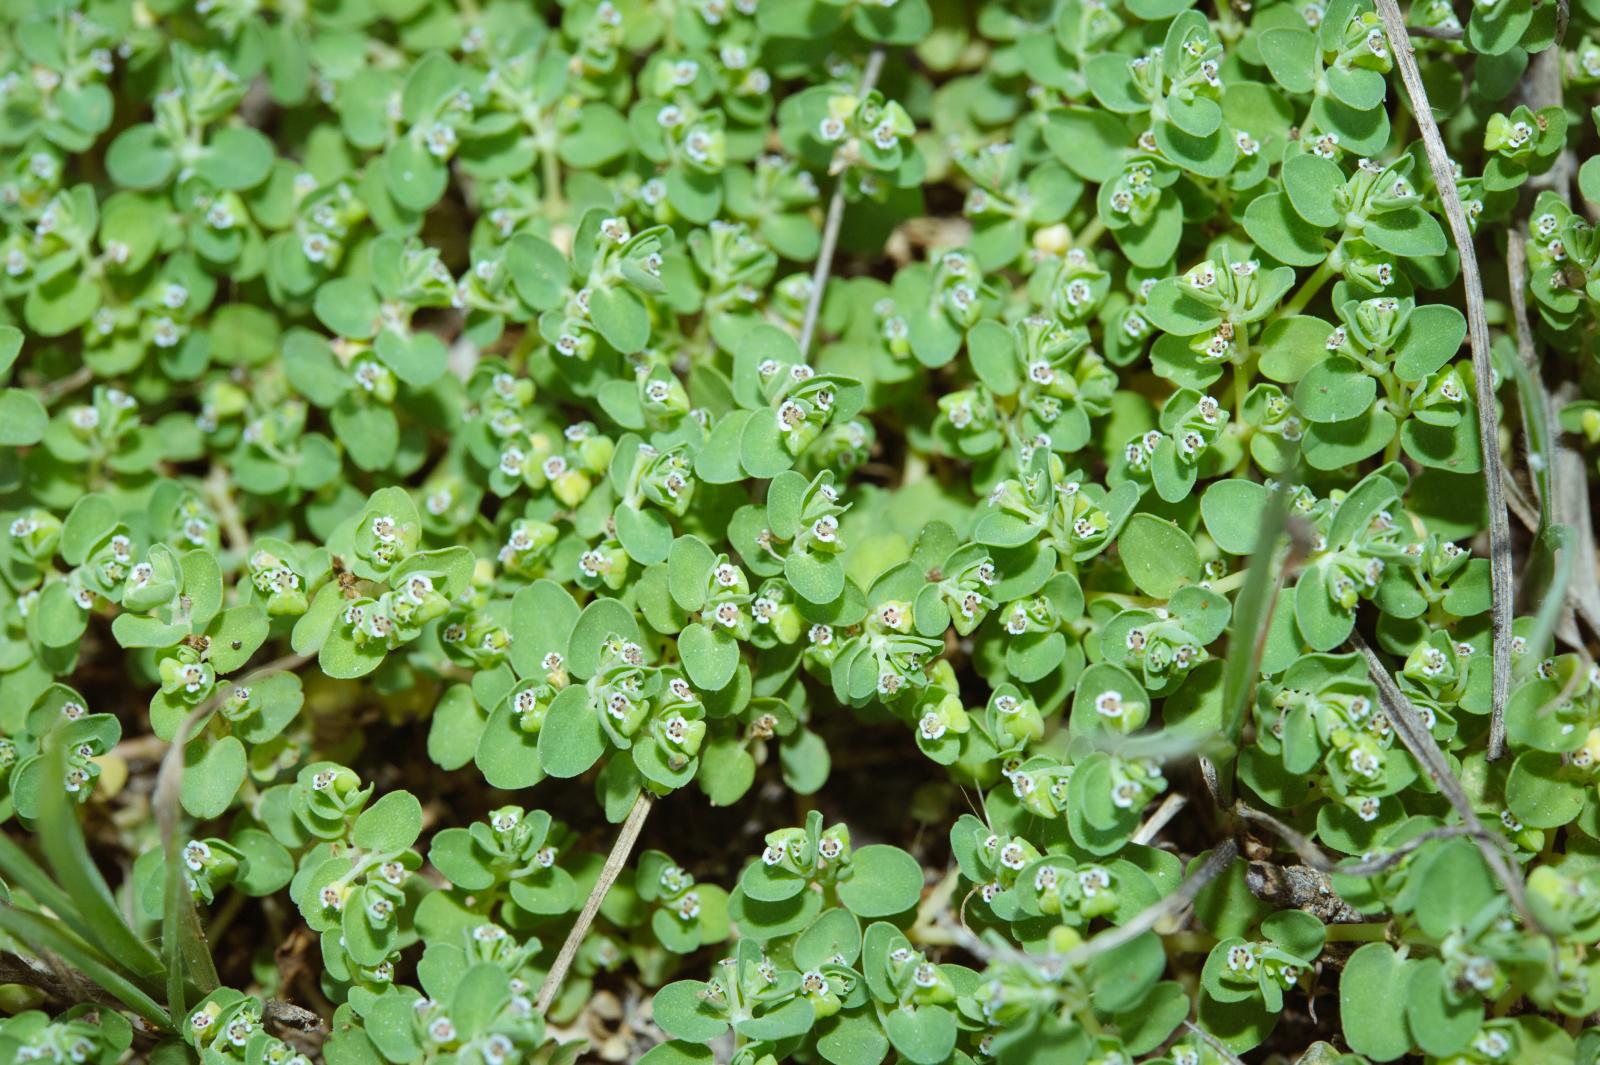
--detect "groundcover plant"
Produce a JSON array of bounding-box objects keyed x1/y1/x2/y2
[{"x1": 8, "y1": 0, "x2": 1600, "y2": 1062}]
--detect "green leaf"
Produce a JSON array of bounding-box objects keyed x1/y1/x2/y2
[
  {"x1": 375, "y1": 328, "x2": 447, "y2": 387},
  {"x1": 197, "y1": 126, "x2": 276, "y2": 190},
  {"x1": 1394, "y1": 304, "x2": 1468, "y2": 380},
  {"x1": 1242, "y1": 192, "x2": 1329, "y2": 267},
  {"x1": 1118, "y1": 514, "x2": 1199, "y2": 598},
  {"x1": 1201, "y1": 480, "x2": 1269, "y2": 555},
  {"x1": 589, "y1": 284, "x2": 650, "y2": 354},
  {"x1": 1281, "y1": 153, "x2": 1344, "y2": 228},
  {"x1": 837, "y1": 845, "x2": 923, "y2": 917},
  {"x1": 1340, "y1": 942, "x2": 1414, "y2": 1062},
  {"x1": 1364, "y1": 207, "x2": 1447, "y2": 258},
  {"x1": 180, "y1": 736, "x2": 246, "y2": 820},
  {"x1": 678, "y1": 622, "x2": 739, "y2": 691},
  {"x1": 568, "y1": 597, "x2": 643, "y2": 679},
  {"x1": 615, "y1": 504, "x2": 674, "y2": 566},
  {"x1": 1295, "y1": 357, "x2": 1376, "y2": 423},
  {"x1": 1258, "y1": 315, "x2": 1337, "y2": 383},
  {"x1": 0, "y1": 390, "x2": 47, "y2": 446},
  {"x1": 884, "y1": 1006, "x2": 957, "y2": 1065},
  {"x1": 538, "y1": 686, "x2": 605, "y2": 778},
  {"x1": 1258, "y1": 28, "x2": 1317, "y2": 94},
  {"x1": 36, "y1": 735, "x2": 165, "y2": 980},
  {"x1": 652, "y1": 982, "x2": 730, "y2": 1042},
  {"x1": 1406, "y1": 957, "x2": 1482, "y2": 1057},
  {"x1": 786, "y1": 551, "x2": 845, "y2": 604},
  {"x1": 507, "y1": 233, "x2": 570, "y2": 310},
  {"x1": 105, "y1": 124, "x2": 176, "y2": 189},
  {"x1": 637, "y1": 1042, "x2": 715, "y2": 1065},
  {"x1": 668, "y1": 537, "x2": 716, "y2": 613},
  {"x1": 352, "y1": 790, "x2": 423, "y2": 852},
  {"x1": 314, "y1": 279, "x2": 380, "y2": 340},
  {"x1": 1507, "y1": 749, "x2": 1586, "y2": 828}
]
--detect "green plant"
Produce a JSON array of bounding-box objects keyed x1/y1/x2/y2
[{"x1": 3, "y1": 0, "x2": 1600, "y2": 1063}]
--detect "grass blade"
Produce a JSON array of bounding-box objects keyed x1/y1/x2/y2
[
  {"x1": 1220, "y1": 443, "x2": 1302, "y2": 745},
  {"x1": 0, "y1": 831, "x2": 89, "y2": 935},
  {"x1": 36, "y1": 733, "x2": 165, "y2": 980},
  {"x1": 155, "y1": 705, "x2": 225, "y2": 1016},
  {"x1": 0, "y1": 902, "x2": 171, "y2": 1029}
]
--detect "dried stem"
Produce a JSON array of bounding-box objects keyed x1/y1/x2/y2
[
  {"x1": 1375, "y1": 0, "x2": 1513, "y2": 762},
  {"x1": 1352, "y1": 634, "x2": 1544, "y2": 934},
  {"x1": 1235, "y1": 801, "x2": 1505, "y2": 877},
  {"x1": 1550, "y1": 382, "x2": 1600, "y2": 639},
  {"x1": 1132, "y1": 792, "x2": 1187, "y2": 845},
  {"x1": 1052, "y1": 839, "x2": 1239, "y2": 970},
  {"x1": 797, "y1": 49, "x2": 886, "y2": 359},
  {"x1": 536, "y1": 791, "x2": 654, "y2": 1013},
  {"x1": 37, "y1": 365, "x2": 94, "y2": 405},
  {"x1": 0, "y1": 951, "x2": 320, "y2": 1044}
]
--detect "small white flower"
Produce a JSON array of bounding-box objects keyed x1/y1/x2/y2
[{"x1": 152, "y1": 316, "x2": 181, "y2": 348}]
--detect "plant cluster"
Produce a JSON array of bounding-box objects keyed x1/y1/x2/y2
[{"x1": 3, "y1": 0, "x2": 1600, "y2": 1063}]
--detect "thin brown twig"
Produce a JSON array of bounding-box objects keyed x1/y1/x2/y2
[
  {"x1": 1351, "y1": 634, "x2": 1545, "y2": 934},
  {"x1": 1051, "y1": 839, "x2": 1239, "y2": 970},
  {"x1": 797, "y1": 49, "x2": 886, "y2": 359},
  {"x1": 37, "y1": 365, "x2": 94, "y2": 405},
  {"x1": 1500, "y1": 468, "x2": 1540, "y2": 535},
  {"x1": 1551, "y1": 382, "x2": 1600, "y2": 639},
  {"x1": 204, "y1": 465, "x2": 251, "y2": 559},
  {"x1": 1504, "y1": 231, "x2": 1586, "y2": 647},
  {"x1": 0, "y1": 950, "x2": 317, "y2": 1046},
  {"x1": 1132, "y1": 793, "x2": 1187, "y2": 846},
  {"x1": 1235, "y1": 801, "x2": 1507, "y2": 877},
  {"x1": 941, "y1": 842, "x2": 1240, "y2": 974},
  {"x1": 1375, "y1": 0, "x2": 1514, "y2": 763},
  {"x1": 536, "y1": 791, "x2": 654, "y2": 1013},
  {"x1": 1407, "y1": 23, "x2": 1463, "y2": 39}
]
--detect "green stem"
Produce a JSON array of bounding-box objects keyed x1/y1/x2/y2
[
  {"x1": 1231, "y1": 338, "x2": 1256, "y2": 424},
  {"x1": 1084, "y1": 591, "x2": 1164, "y2": 608},
  {"x1": 1324, "y1": 922, "x2": 1392, "y2": 943},
  {"x1": 1381, "y1": 375, "x2": 1410, "y2": 464},
  {"x1": 901, "y1": 451, "x2": 929, "y2": 487},
  {"x1": 204, "y1": 888, "x2": 247, "y2": 944},
  {"x1": 1278, "y1": 260, "x2": 1335, "y2": 319},
  {"x1": 1073, "y1": 216, "x2": 1107, "y2": 252},
  {"x1": 541, "y1": 133, "x2": 564, "y2": 219},
  {"x1": 1164, "y1": 930, "x2": 1218, "y2": 953}
]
